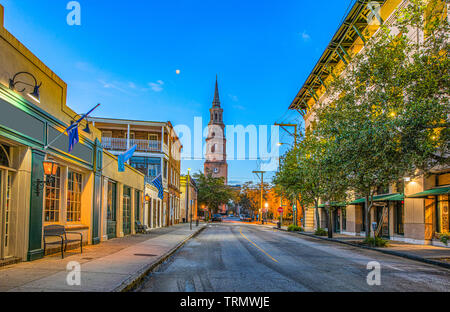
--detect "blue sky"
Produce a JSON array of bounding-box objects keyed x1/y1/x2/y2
[{"x1": 1, "y1": 0, "x2": 353, "y2": 184}]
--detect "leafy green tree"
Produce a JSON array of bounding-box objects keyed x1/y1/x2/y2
[
  {"x1": 315, "y1": 0, "x2": 449, "y2": 237},
  {"x1": 274, "y1": 133, "x2": 347, "y2": 234},
  {"x1": 194, "y1": 172, "x2": 235, "y2": 215}
]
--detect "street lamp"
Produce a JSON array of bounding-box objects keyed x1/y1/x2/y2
[
  {"x1": 35, "y1": 159, "x2": 58, "y2": 196},
  {"x1": 187, "y1": 168, "x2": 192, "y2": 230}
]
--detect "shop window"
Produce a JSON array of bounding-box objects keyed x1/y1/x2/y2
[
  {"x1": 123, "y1": 186, "x2": 132, "y2": 235},
  {"x1": 135, "y1": 190, "x2": 141, "y2": 222},
  {"x1": 67, "y1": 171, "x2": 82, "y2": 222},
  {"x1": 148, "y1": 164, "x2": 160, "y2": 177},
  {"x1": 44, "y1": 167, "x2": 61, "y2": 222},
  {"x1": 0, "y1": 145, "x2": 10, "y2": 167},
  {"x1": 436, "y1": 195, "x2": 449, "y2": 233},
  {"x1": 107, "y1": 181, "x2": 117, "y2": 221},
  {"x1": 394, "y1": 201, "x2": 404, "y2": 235}
]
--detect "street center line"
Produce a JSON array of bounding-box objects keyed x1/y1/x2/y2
[{"x1": 239, "y1": 227, "x2": 279, "y2": 263}]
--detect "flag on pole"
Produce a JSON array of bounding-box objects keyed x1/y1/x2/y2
[
  {"x1": 63, "y1": 104, "x2": 101, "y2": 153},
  {"x1": 118, "y1": 144, "x2": 137, "y2": 172},
  {"x1": 68, "y1": 122, "x2": 79, "y2": 153},
  {"x1": 152, "y1": 174, "x2": 164, "y2": 200}
]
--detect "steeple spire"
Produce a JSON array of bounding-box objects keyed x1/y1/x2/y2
[{"x1": 212, "y1": 75, "x2": 221, "y2": 108}]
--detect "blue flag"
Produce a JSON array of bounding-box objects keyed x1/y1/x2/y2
[
  {"x1": 118, "y1": 145, "x2": 137, "y2": 172},
  {"x1": 152, "y1": 174, "x2": 164, "y2": 200},
  {"x1": 64, "y1": 104, "x2": 100, "y2": 153},
  {"x1": 68, "y1": 122, "x2": 79, "y2": 153}
]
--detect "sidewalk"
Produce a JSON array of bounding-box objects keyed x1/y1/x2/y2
[
  {"x1": 0, "y1": 223, "x2": 206, "y2": 292},
  {"x1": 275, "y1": 225, "x2": 450, "y2": 269}
]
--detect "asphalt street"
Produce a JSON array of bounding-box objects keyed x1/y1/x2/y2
[{"x1": 137, "y1": 222, "x2": 450, "y2": 292}]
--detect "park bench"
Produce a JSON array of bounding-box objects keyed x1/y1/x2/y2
[{"x1": 43, "y1": 225, "x2": 83, "y2": 259}]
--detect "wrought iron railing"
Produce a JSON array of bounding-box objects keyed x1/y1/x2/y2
[{"x1": 101, "y1": 137, "x2": 161, "y2": 152}]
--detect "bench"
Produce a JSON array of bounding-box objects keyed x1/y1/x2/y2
[
  {"x1": 135, "y1": 221, "x2": 150, "y2": 234},
  {"x1": 43, "y1": 225, "x2": 83, "y2": 259}
]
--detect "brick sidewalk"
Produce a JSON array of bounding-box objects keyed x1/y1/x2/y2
[{"x1": 0, "y1": 223, "x2": 206, "y2": 292}]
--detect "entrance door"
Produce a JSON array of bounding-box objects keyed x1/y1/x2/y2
[
  {"x1": 106, "y1": 181, "x2": 117, "y2": 239},
  {"x1": 123, "y1": 187, "x2": 131, "y2": 235},
  {"x1": 0, "y1": 170, "x2": 13, "y2": 259}
]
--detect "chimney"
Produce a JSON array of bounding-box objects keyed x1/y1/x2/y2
[{"x1": 0, "y1": 5, "x2": 4, "y2": 28}]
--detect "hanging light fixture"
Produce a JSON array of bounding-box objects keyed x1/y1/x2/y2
[
  {"x1": 35, "y1": 159, "x2": 59, "y2": 196},
  {"x1": 9, "y1": 71, "x2": 42, "y2": 103}
]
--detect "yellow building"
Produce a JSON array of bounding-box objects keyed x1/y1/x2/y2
[
  {"x1": 91, "y1": 118, "x2": 182, "y2": 228},
  {"x1": 0, "y1": 5, "x2": 144, "y2": 263},
  {"x1": 288, "y1": 0, "x2": 449, "y2": 246},
  {"x1": 180, "y1": 175, "x2": 198, "y2": 223}
]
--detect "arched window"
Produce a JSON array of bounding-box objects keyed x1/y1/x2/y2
[
  {"x1": 211, "y1": 144, "x2": 216, "y2": 153},
  {"x1": 215, "y1": 113, "x2": 218, "y2": 121},
  {"x1": 211, "y1": 132, "x2": 215, "y2": 138},
  {"x1": 0, "y1": 144, "x2": 11, "y2": 167}
]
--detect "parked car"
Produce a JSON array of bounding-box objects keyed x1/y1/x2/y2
[
  {"x1": 240, "y1": 214, "x2": 252, "y2": 222},
  {"x1": 212, "y1": 214, "x2": 223, "y2": 222}
]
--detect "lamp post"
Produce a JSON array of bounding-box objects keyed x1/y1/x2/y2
[{"x1": 187, "y1": 168, "x2": 192, "y2": 230}]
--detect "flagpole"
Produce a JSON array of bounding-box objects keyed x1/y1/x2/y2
[{"x1": 44, "y1": 103, "x2": 100, "y2": 150}]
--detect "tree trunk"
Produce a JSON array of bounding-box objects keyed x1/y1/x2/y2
[
  {"x1": 328, "y1": 207, "x2": 333, "y2": 238},
  {"x1": 315, "y1": 200, "x2": 320, "y2": 230}
]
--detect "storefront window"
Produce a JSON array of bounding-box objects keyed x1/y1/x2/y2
[
  {"x1": 44, "y1": 167, "x2": 61, "y2": 222},
  {"x1": 394, "y1": 201, "x2": 404, "y2": 235},
  {"x1": 0, "y1": 145, "x2": 10, "y2": 167},
  {"x1": 123, "y1": 186, "x2": 131, "y2": 235},
  {"x1": 107, "y1": 181, "x2": 116, "y2": 221},
  {"x1": 67, "y1": 170, "x2": 82, "y2": 222},
  {"x1": 436, "y1": 195, "x2": 449, "y2": 233},
  {"x1": 135, "y1": 190, "x2": 140, "y2": 222}
]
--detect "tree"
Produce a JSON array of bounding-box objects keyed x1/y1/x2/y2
[
  {"x1": 315, "y1": 0, "x2": 449, "y2": 237},
  {"x1": 274, "y1": 132, "x2": 347, "y2": 235},
  {"x1": 194, "y1": 172, "x2": 235, "y2": 216}
]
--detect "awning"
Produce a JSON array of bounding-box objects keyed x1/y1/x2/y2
[
  {"x1": 407, "y1": 186, "x2": 450, "y2": 198},
  {"x1": 349, "y1": 193, "x2": 404, "y2": 205},
  {"x1": 318, "y1": 202, "x2": 347, "y2": 208}
]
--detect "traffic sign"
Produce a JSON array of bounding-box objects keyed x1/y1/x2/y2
[{"x1": 278, "y1": 207, "x2": 283, "y2": 213}]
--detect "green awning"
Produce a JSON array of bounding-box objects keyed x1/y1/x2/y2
[
  {"x1": 407, "y1": 186, "x2": 450, "y2": 198},
  {"x1": 375, "y1": 193, "x2": 404, "y2": 201},
  {"x1": 349, "y1": 193, "x2": 404, "y2": 205},
  {"x1": 318, "y1": 202, "x2": 347, "y2": 208}
]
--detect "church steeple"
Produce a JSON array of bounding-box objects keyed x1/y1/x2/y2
[{"x1": 212, "y1": 75, "x2": 221, "y2": 108}]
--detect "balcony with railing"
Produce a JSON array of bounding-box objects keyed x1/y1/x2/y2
[{"x1": 101, "y1": 137, "x2": 162, "y2": 153}]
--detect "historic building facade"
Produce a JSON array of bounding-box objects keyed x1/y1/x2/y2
[
  {"x1": 288, "y1": 0, "x2": 449, "y2": 246},
  {"x1": 204, "y1": 77, "x2": 228, "y2": 184},
  {"x1": 0, "y1": 4, "x2": 145, "y2": 263},
  {"x1": 92, "y1": 118, "x2": 182, "y2": 227}
]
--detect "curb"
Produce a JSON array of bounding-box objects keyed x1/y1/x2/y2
[
  {"x1": 274, "y1": 227, "x2": 450, "y2": 270},
  {"x1": 114, "y1": 225, "x2": 208, "y2": 292}
]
